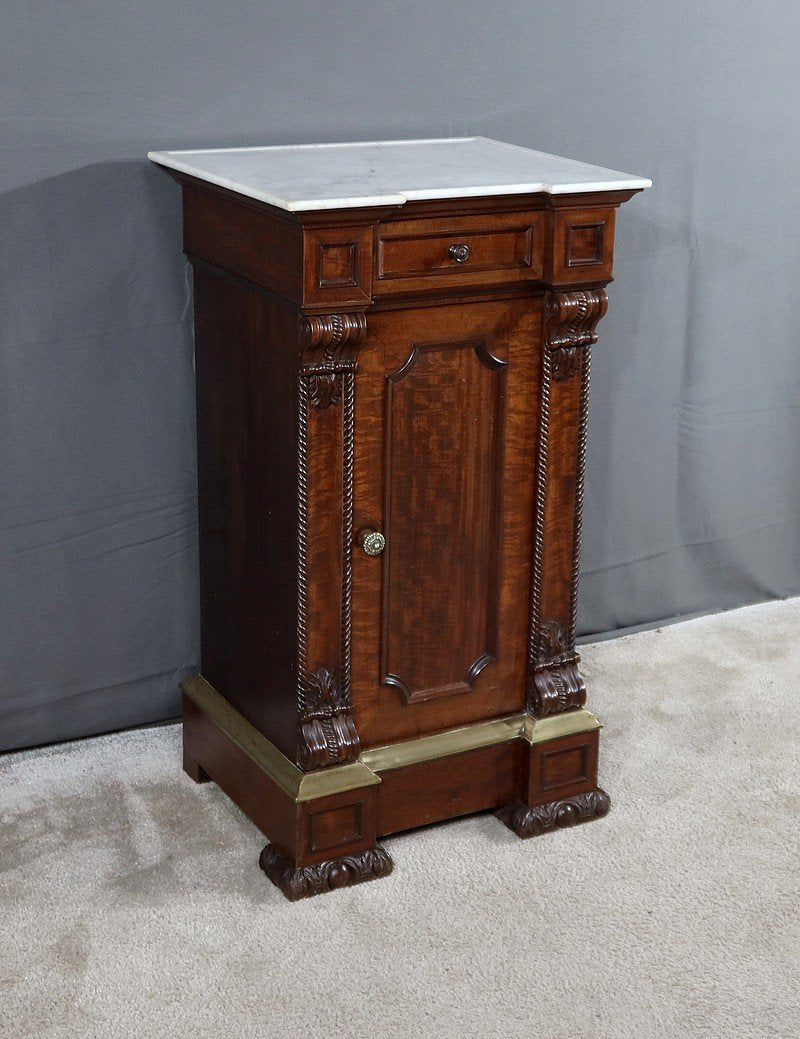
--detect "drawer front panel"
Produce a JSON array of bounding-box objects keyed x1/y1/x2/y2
[{"x1": 374, "y1": 213, "x2": 544, "y2": 293}]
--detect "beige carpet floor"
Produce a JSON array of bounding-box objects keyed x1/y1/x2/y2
[{"x1": 2, "y1": 598, "x2": 800, "y2": 1039}]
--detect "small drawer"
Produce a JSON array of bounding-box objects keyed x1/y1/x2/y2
[{"x1": 374, "y1": 212, "x2": 544, "y2": 293}]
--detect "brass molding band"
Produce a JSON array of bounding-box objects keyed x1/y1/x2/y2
[
  {"x1": 363, "y1": 708, "x2": 601, "y2": 767},
  {"x1": 182, "y1": 675, "x2": 602, "y2": 801},
  {"x1": 360, "y1": 715, "x2": 523, "y2": 773},
  {"x1": 521, "y1": 708, "x2": 601, "y2": 745},
  {"x1": 182, "y1": 675, "x2": 379, "y2": 803}
]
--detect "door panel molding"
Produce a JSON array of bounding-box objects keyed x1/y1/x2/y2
[{"x1": 379, "y1": 336, "x2": 507, "y2": 704}]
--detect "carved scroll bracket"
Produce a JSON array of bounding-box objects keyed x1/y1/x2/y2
[
  {"x1": 545, "y1": 289, "x2": 607, "y2": 382},
  {"x1": 300, "y1": 312, "x2": 367, "y2": 408}
]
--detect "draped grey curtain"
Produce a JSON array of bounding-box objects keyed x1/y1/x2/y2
[{"x1": 2, "y1": 0, "x2": 798, "y2": 750}]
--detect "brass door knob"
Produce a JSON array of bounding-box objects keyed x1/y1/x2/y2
[
  {"x1": 358, "y1": 528, "x2": 386, "y2": 556},
  {"x1": 448, "y1": 243, "x2": 470, "y2": 263}
]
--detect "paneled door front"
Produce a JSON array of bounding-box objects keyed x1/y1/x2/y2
[{"x1": 351, "y1": 297, "x2": 544, "y2": 747}]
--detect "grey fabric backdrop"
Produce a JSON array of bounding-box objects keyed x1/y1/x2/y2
[{"x1": 2, "y1": 0, "x2": 799, "y2": 752}]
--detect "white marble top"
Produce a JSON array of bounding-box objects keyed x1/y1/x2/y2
[{"x1": 147, "y1": 137, "x2": 651, "y2": 212}]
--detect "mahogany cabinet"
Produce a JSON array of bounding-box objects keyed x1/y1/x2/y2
[{"x1": 149, "y1": 138, "x2": 650, "y2": 899}]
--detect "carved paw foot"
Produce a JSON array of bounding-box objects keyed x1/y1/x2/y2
[
  {"x1": 496, "y1": 788, "x2": 611, "y2": 839},
  {"x1": 259, "y1": 844, "x2": 394, "y2": 901}
]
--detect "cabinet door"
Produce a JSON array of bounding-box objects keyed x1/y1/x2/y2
[{"x1": 351, "y1": 297, "x2": 542, "y2": 746}]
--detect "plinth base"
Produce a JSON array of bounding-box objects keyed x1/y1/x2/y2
[{"x1": 181, "y1": 674, "x2": 610, "y2": 901}]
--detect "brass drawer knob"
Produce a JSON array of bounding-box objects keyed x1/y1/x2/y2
[
  {"x1": 358, "y1": 528, "x2": 386, "y2": 556},
  {"x1": 448, "y1": 243, "x2": 470, "y2": 263}
]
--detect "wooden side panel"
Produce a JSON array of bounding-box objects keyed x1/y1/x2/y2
[
  {"x1": 193, "y1": 264, "x2": 299, "y2": 759},
  {"x1": 351, "y1": 297, "x2": 542, "y2": 746},
  {"x1": 183, "y1": 694, "x2": 297, "y2": 856},
  {"x1": 183, "y1": 182, "x2": 303, "y2": 299}
]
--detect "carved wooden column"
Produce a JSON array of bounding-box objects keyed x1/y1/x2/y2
[
  {"x1": 297, "y1": 312, "x2": 366, "y2": 769},
  {"x1": 527, "y1": 287, "x2": 608, "y2": 717},
  {"x1": 257, "y1": 309, "x2": 395, "y2": 899},
  {"x1": 498, "y1": 201, "x2": 621, "y2": 839},
  {"x1": 498, "y1": 285, "x2": 612, "y2": 840}
]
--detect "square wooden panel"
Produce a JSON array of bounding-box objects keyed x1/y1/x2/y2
[
  {"x1": 308, "y1": 802, "x2": 363, "y2": 854},
  {"x1": 540, "y1": 744, "x2": 589, "y2": 791},
  {"x1": 529, "y1": 729, "x2": 599, "y2": 805},
  {"x1": 566, "y1": 222, "x2": 605, "y2": 267},
  {"x1": 549, "y1": 207, "x2": 616, "y2": 285},
  {"x1": 297, "y1": 787, "x2": 379, "y2": 865},
  {"x1": 317, "y1": 242, "x2": 358, "y2": 287},
  {"x1": 303, "y1": 225, "x2": 373, "y2": 306}
]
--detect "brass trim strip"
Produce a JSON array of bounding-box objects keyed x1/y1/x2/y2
[
  {"x1": 522, "y1": 708, "x2": 601, "y2": 745},
  {"x1": 183, "y1": 675, "x2": 602, "y2": 799},
  {"x1": 361, "y1": 708, "x2": 601, "y2": 771},
  {"x1": 296, "y1": 765, "x2": 381, "y2": 802},
  {"x1": 181, "y1": 675, "x2": 379, "y2": 803},
  {"x1": 360, "y1": 714, "x2": 525, "y2": 772}
]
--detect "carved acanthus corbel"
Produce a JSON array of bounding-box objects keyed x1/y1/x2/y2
[
  {"x1": 297, "y1": 667, "x2": 360, "y2": 770},
  {"x1": 530, "y1": 620, "x2": 586, "y2": 716}
]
